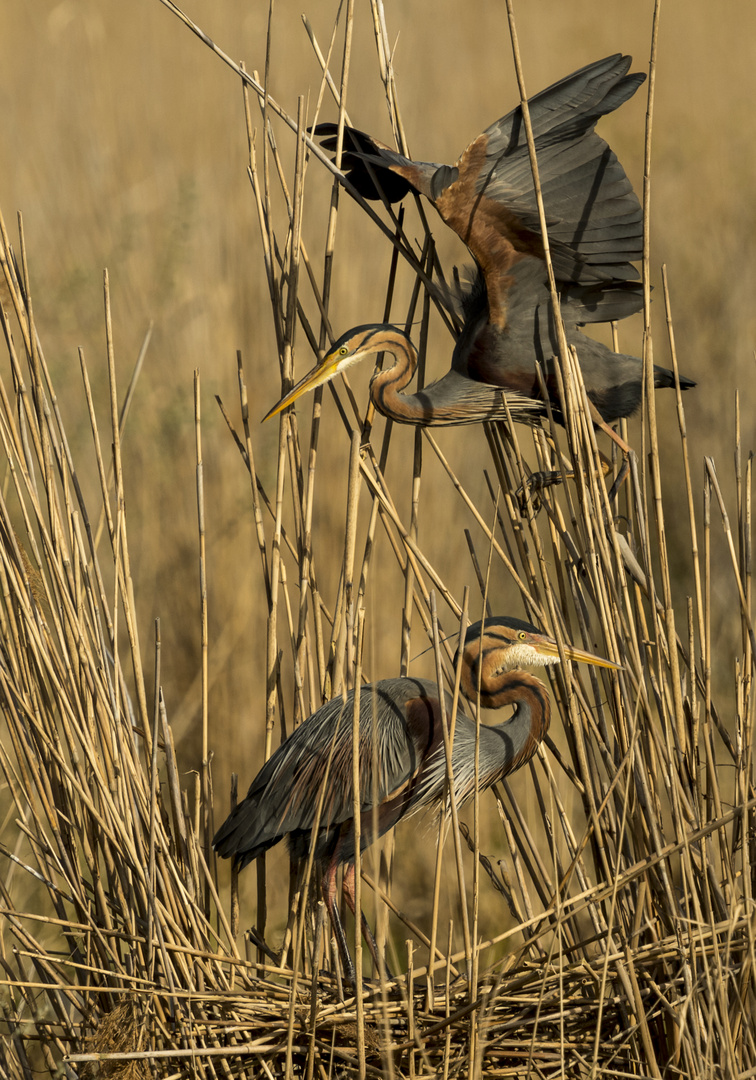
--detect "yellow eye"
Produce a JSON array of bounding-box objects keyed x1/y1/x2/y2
[
  {"x1": 338, "y1": 346, "x2": 349, "y2": 357},
  {"x1": 518, "y1": 631, "x2": 527, "y2": 641}
]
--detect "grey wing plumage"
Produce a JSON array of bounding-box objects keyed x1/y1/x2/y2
[
  {"x1": 478, "y1": 54, "x2": 646, "y2": 283},
  {"x1": 559, "y1": 279, "x2": 644, "y2": 325},
  {"x1": 212, "y1": 679, "x2": 437, "y2": 867},
  {"x1": 315, "y1": 56, "x2": 645, "y2": 288}
]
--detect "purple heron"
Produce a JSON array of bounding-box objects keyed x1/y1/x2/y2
[
  {"x1": 213, "y1": 616, "x2": 618, "y2": 980},
  {"x1": 264, "y1": 56, "x2": 694, "y2": 436}
]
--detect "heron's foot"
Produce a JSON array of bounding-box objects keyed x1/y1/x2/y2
[
  {"x1": 606, "y1": 455, "x2": 631, "y2": 502},
  {"x1": 516, "y1": 469, "x2": 570, "y2": 515}
]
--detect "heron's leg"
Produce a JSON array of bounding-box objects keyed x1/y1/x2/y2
[
  {"x1": 516, "y1": 469, "x2": 562, "y2": 514},
  {"x1": 516, "y1": 445, "x2": 630, "y2": 515},
  {"x1": 321, "y1": 857, "x2": 356, "y2": 984},
  {"x1": 341, "y1": 864, "x2": 394, "y2": 979},
  {"x1": 587, "y1": 401, "x2": 632, "y2": 456},
  {"x1": 606, "y1": 453, "x2": 631, "y2": 502}
]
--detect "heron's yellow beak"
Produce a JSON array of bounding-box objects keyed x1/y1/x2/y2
[
  {"x1": 536, "y1": 637, "x2": 621, "y2": 669},
  {"x1": 262, "y1": 352, "x2": 343, "y2": 422}
]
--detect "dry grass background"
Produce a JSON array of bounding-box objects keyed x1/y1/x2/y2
[
  {"x1": 0, "y1": 0, "x2": 752, "y2": 742},
  {"x1": 0, "y1": 0, "x2": 753, "y2": 751},
  {"x1": 1, "y1": 0, "x2": 755, "y2": 1076}
]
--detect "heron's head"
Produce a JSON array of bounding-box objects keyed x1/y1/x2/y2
[
  {"x1": 457, "y1": 615, "x2": 619, "y2": 705},
  {"x1": 262, "y1": 325, "x2": 402, "y2": 422}
]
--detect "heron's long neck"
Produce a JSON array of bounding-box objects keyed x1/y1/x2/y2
[
  {"x1": 446, "y1": 671, "x2": 551, "y2": 807},
  {"x1": 488, "y1": 671, "x2": 551, "y2": 771},
  {"x1": 368, "y1": 328, "x2": 421, "y2": 423},
  {"x1": 462, "y1": 668, "x2": 551, "y2": 771}
]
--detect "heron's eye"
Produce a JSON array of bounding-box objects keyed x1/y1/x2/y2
[
  {"x1": 338, "y1": 346, "x2": 349, "y2": 357},
  {"x1": 518, "y1": 632, "x2": 527, "y2": 641}
]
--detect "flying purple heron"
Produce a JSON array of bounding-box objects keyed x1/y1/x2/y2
[
  {"x1": 264, "y1": 55, "x2": 694, "y2": 438},
  {"x1": 213, "y1": 616, "x2": 619, "y2": 981}
]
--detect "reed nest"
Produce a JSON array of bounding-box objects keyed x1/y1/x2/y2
[{"x1": 1, "y1": 3, "x2": 754, "y2": 1078}]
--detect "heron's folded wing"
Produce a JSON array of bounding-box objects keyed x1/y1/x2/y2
[{"x1": 213, "y1": 678, "x2": 443, "y2": 863}]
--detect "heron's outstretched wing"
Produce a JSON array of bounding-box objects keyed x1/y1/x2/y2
[
  {"x1": 315, "y1": 55, "x2": 645, "y2": 326},
  {"x1": 473, "y1": 54, "x2": 646, "y2": 284}
]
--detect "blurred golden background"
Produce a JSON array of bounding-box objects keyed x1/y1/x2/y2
[{"x1": 2, "y1": 0, "x2": 754, "y2": 949}]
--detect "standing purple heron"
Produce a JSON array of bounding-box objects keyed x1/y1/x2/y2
[
  {"x1": 213, "y1": 616, "x2": 619, "y2": 981},
  {"x1": 264, "y1": 55, "x2": 694, "y2": 435}
]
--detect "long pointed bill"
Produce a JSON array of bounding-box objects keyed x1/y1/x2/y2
[
  {"x1": 536, "y1": 638, "x2": 621, "y2": 669},
  {"x1": 262, "y1": 355, "x2": 342, "y2": 422}
]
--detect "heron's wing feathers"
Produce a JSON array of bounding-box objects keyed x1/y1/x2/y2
[
  {"x1": 316, "y1": 56, "x2": 644, "y2": 328},
  {"x1": 434, "y1": 56, "x2": 645, "y2": 324},
  {"x1": 475, "y1": 54, "x2": 645, "y2": 283},
  {"x1": 212, "y1": 679, "x2": 442, "y2": 866},
  {"x1": 314, "y1": 124, "x2": 447, "y2": 203},
  {"x1": 558, "y1": 278, "x2": 644, "y2": 324}
]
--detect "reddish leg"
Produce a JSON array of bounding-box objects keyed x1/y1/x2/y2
[
  {"x1": 321, "y1": 855, "x2": 355, "y2": 983},
  {"x1": 341, "y1": 864, "x2": 393, "y2": 979},
  {"x1": 587, "y1": 400, "x2": 632, "y2": 456}
]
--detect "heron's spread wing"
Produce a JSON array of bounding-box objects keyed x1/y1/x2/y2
[
  {"x1": 315, "y1": 55, "x2": 645, "y2": 328},
  {"x1": 475, "y1": 55, "x2": 645, "y2": 283}
]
